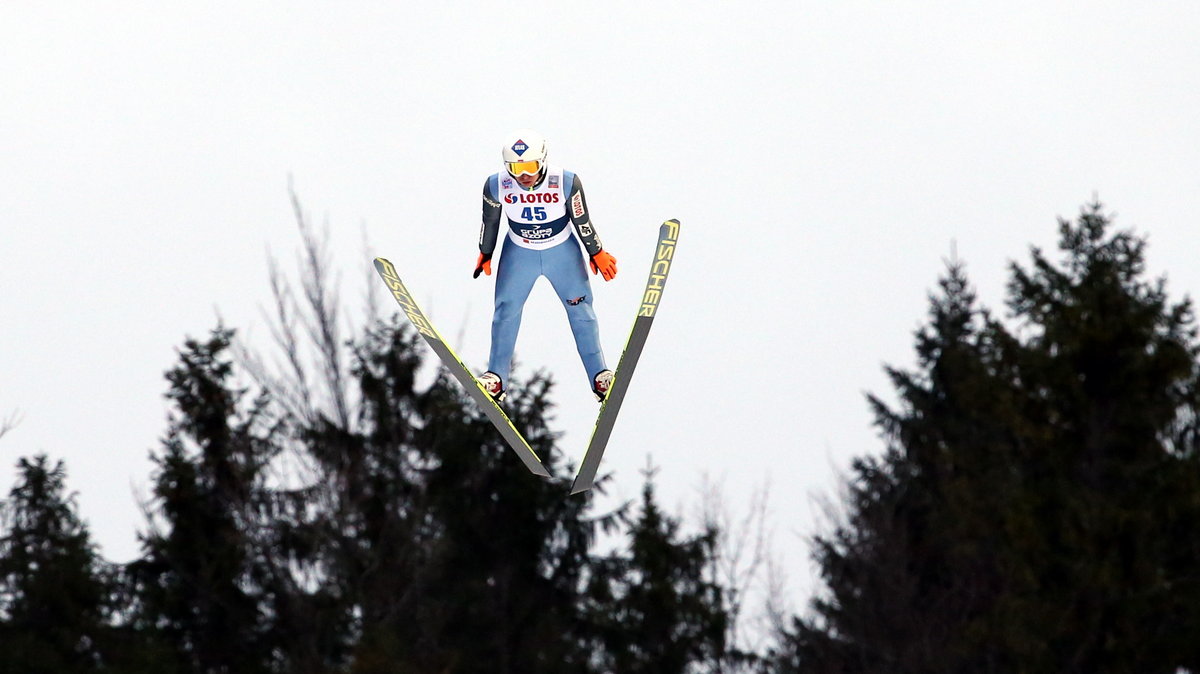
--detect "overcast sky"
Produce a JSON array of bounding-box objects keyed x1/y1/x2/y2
[{"x1": 4, "y1": 3, "x2": 1200, "y2": 612}]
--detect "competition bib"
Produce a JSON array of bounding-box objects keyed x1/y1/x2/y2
[{"x1": 498, "y1": 166, "x2": 572, "y2": 249}]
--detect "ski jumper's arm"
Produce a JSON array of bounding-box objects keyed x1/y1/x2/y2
[
  {"x1": 479, "y1": 175, "x2": 502, "y2": 255},
  {"x1": 566, "y1": 173, "x2": 617, "y2": 280},
  {"x1": 565, "y1": 173, "x2": 603, "y2": 256},
  {"x1": 474, "y1": 175, "x2": 502, "y2": 277}
]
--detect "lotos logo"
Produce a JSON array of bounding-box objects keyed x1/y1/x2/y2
[
  {"x1": 512, "y1": 140, "x2": 528, "y2": 156},
  {"x1": 505, "y1": 192, "x2": 560, "y2": 204}
]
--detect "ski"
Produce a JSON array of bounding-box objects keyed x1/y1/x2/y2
[
  {"x1": 571, "y1": 219, "x2": 680, "y2": 494},
  {"x1": 373, "y1": 257, "x2": 551, "y2": 478}
]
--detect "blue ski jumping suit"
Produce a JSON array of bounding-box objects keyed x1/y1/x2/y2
[{"x1": 478, "y1": 165, "x2": 608, "y2": 388}]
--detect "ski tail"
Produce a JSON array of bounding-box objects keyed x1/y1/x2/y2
[
  {"x1": 373, "y1": 257, "x2": 551, "y2": 477},
  {"x1": 571, "y1": 219, "x2": 680, "y2": 494}
]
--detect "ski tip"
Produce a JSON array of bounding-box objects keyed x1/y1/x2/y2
[{"x1": 531, "y1": 462, "x2": 552, "y2": 478}]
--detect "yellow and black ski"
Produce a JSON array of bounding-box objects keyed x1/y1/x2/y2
[
  {"x1": 571, "y1": 219, "x2": 680, "y2": 494},
  {"x1": 373, "y1": 257, "x2": 551, "y2": 478}
]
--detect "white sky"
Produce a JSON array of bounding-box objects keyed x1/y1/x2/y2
[{"x1": 3, "y1": 3, "x2": 1200, "y2": 613}]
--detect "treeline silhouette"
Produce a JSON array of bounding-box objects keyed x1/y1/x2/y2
[{"x1": 2, "y1": 202, "x2": 1199, "y2": 672}]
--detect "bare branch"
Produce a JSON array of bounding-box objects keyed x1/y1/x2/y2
[
  {"x1": 239, "y1": 182, "x2": 358, "y2": 434},
  {"x1": 264, "y1": 251, "x2": 316, "y2": 421},
  {"x1": 288, "y1": 186, "x2": 351, "y2": 430},
  {"x1": 0, "y1": 409, "x2": 22, "y2": 441},
  {"x1": 232, "y1": 185, "x2": 372, "y2": 513},
  {"x1": 763, "y1": 549, "x2": 794, "y2": 639},
  {"x1": 697, "y1": 473, "x2": 777, "y2": 663},
  {"x1": 361, "y1": 219, "x2": 381, "y2": 326}
]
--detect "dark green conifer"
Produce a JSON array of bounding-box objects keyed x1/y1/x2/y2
[
  {"x1": 0, "y1": 456, "x2": 110, "y2": 673},
  {"x1": 779, "y1": 203, "x2": 1200, "y2": 673},
  {"x1": 584, "y1": 470, "x2": 730, "y2": 673}
]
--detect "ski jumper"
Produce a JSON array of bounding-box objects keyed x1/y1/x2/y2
[{"x1": 479, "y1": 166, "x2": 607, "y2": 388}]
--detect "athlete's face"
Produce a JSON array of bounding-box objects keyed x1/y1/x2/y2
[{"x1": 516, "y1": 172, "x2": 539, "y2": 189}]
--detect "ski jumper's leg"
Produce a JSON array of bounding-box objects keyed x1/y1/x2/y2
[
  {"x1": 488, "y1": 237, "x2": 540, "y2": 385},
  {"x1": 544, "y1": 239, "x2": 606, "y2": 385}
]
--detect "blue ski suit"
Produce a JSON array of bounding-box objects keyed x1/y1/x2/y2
[{"x1": 478, "y1": 165, "x2": 608, "y2": 388}]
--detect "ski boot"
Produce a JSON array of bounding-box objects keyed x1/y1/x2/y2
[
  {"x1": 592, "y1": 369, "x2": 614, "y2": 402},
  {"x1": 479, "y1": 371, "x2": 506, "y2": 403}
]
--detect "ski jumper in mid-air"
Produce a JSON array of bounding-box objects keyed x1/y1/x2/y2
[{"x1": 474, "y1": 130, "x2": 619, "y2": 403}]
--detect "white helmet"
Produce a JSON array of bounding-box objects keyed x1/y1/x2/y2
[{"x1": 501, "y1": 129, "x2": 548, "y2": 180}]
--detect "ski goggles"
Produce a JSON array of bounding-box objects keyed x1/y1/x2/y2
[{"x1": 507, "y1": 160, "x2": 542, "y2": 177}]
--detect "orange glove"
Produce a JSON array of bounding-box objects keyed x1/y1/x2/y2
[
  {"x1": 590, "y1": 250, "x2": 617, "y2": 281},
  {"x1": 473, "y1": 252, "x2": 492, "y2": 278}
]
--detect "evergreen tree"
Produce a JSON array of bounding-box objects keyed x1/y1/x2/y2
[
  {"x1": 779, "y1": 203, "x2": 1200, "y2": 673},
  {"x1": 0, "y1": 455, "x2": 110, "y2": 673},
  {"x1": 584, "y1": 471, "x2": 730, "y2": 673},
  {"x1": 129, "y1": 328, "x2": 276, "y2": 673},
  {"x1": 304, "y1": 318, "x2": 612, "y2": 674}
]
